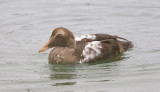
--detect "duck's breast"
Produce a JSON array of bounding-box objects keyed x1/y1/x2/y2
[{"x1": 49, "y1": 47, "x2": 79, "y2": 63}]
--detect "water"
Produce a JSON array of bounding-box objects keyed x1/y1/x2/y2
[{"x1": 0, "y1": 0, "x2": 160, "y2": 92}]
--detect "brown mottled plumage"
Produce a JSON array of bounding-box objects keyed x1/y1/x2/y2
[{"x1": 39, "y1": 27, "x2": 133, "y2": 64}]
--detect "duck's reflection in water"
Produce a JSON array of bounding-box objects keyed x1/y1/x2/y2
[
  {"x1": 48, "y1": 64, "x2": 78, "y2": 86},
  {"x1": 48, "y1": 64, "x2": 77, "y2": 80}
]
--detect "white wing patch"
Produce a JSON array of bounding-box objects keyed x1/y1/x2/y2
[
  {"x1": 80, "y1": 41, "x2": 102, "y2": 63},
  {"x1": 75, "y1": 34, "x2": 96, "y2": 41}
]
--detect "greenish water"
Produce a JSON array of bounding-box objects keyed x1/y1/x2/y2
[{"x1": 0, "y1": 0, "x2": 160, "y2": 92}]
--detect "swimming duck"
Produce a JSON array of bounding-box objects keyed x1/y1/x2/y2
[{"x1": 39, "y1": 27, "x2": 133, "y2": 64}]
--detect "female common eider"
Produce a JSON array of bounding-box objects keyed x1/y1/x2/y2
[{"x1": 39, "y1": 27, "x2": 133, "y2": 64}]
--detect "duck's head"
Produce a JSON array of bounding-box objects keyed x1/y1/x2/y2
[{"x1": 39, "y1": 27, "x2": 76, "y2": 53}]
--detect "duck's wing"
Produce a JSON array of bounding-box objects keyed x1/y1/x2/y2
[
  {"x1": 78, "y1": 39, "x2": 120, "y2": 63},
  {"x1": 75, "y1": 34, "x2": 133, "y2": 63}
]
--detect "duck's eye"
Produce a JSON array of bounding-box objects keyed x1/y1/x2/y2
[{"x1": 57, "y1": 34, "x2": 61, "y2": 36}]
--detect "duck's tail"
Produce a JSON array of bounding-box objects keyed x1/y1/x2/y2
[{"x1": 116, "y1": 37, "x2": 133, "y2": 53}]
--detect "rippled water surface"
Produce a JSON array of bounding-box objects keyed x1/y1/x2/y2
[{"x1": 0, "y1": 0, "x2": 160, "y2": 92}]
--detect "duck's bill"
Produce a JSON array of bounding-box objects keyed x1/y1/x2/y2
[{"x1": 39, "y1": 40, "x2": 50, "y2": 53}]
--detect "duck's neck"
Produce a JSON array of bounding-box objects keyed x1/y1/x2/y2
[{"x1": 66, "y1": 38, "x2": 76, "y2": 48}]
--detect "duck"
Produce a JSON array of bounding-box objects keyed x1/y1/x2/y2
[{"x1": 39, "y1": 27, "x2": 133, "y2": 64}]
